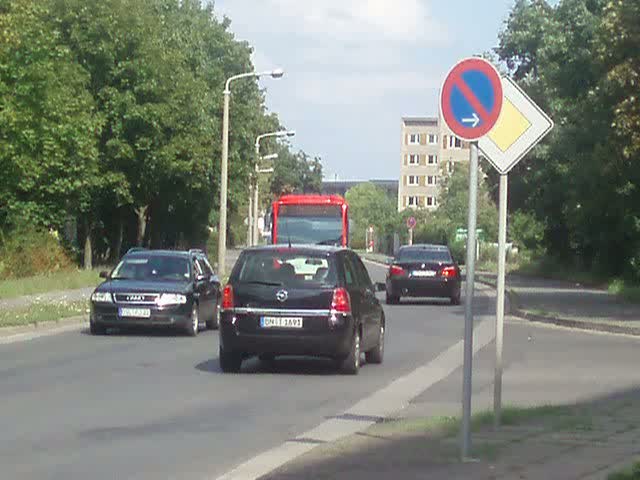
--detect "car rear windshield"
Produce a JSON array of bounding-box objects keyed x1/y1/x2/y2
[
  {"x1": 111, "y1": 255, "x2": 191, "y2": 281},
  {"x1": 234, "y1": 251, "x2": 337, "y2": 288},
  {"x1": 397, "y1": 248, "x2": 453, "y2": 263}
]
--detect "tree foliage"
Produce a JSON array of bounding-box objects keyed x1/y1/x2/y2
[
  {"x1": 493, "y1": 0, "x2": 640, "y2": 279},
  {"x1": 0, "y1": 0, "x2": 315, "y2": 265}
]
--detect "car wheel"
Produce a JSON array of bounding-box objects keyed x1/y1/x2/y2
[
  {"x1": 90, "y1": 322, "x2": 106, "y2": 335},
  {"x1": 365, "y1": 321, "x2": 384, "y2": 365},
  {"x1": 450, "y1": 288, "x2": 461, "y2": 305},
  {"x1": 207, "y1": 300, "x2": 221, "y2": 330},
  {"x1": 386, "y1": 291, "x2": 399, "y2": 305},
  {"x1": 186, "y1": 303, "x2": 199, "y2": 337},
  {"x1": 259, "y1": 354, "x2": 276, "y2": 369},
  {"x1": 340, "y1": 328, "x2": 361, "y2": 375},
  {"x1": 219, "y1": 345, "x2": 242, "y2": 373}
]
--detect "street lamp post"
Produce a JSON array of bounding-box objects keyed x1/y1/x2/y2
[
  {"x1": 217, "y1": 68, "x2": 284, "y2": 276},
  {"x1": 251, "y1": 130, "x2": 295, "y2": 245},
  {"x1": 247, "y1": 154, "x2": 278, "y2": 246}
]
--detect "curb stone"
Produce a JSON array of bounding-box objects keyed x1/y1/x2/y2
[{"x1": 0, "y1": 315, "x2": 87, "y2": 342}]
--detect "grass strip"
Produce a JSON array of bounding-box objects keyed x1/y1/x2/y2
[{"x1": 0, "y1": 299, "x2": 88, "y2": 328}]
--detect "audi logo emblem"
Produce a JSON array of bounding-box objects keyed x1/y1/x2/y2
[
  {"x1": 276, "y1": 290, "x2": 288, "y2": 302},
  {"x1": 127, "y1": 295, "x2": 144, "y2": 301}
]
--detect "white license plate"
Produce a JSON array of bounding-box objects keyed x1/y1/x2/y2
[
  {"x1": 412, "y1": 270, "x2": 436, "y2": 277},
  {"x1": 260, "y1": 316, "x2": 303, "y2": 329},
  {"x1": 119, "y1": 307, "x2": 151, "y2": 318}
]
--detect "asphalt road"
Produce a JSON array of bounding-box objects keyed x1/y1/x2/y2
[{"x1": 0, "y1": 261, "x2": 492, "y2": 479}]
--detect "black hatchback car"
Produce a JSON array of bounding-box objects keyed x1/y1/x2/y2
[
  {"x1": 385, "y1": 244, "x2": 461, "y2": 305},
  {"x1": 218, "y1": 245, "x2": 386, "y2": 374},
  {"x1": 90, "y1": 249, "x2": 221, "y2": 336}
]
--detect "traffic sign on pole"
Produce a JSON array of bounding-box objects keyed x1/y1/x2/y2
[
  {"x1": 478, "y1": 76, "x2": 554, "y2": 174},
  {"x1": 440, "y1": 58, "x2": 504, "y2": 141},
  {"x1": 476, "y1": 75, "x2": 553, "y2": 429},
  {"x1": 406, "y1": 216, "x2": 417, "y2": 230}
]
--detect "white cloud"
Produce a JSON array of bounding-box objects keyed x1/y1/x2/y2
[
  {"x1": 265, "y1": 0, "x2": 447, "y2": 44},
  {"x1": 217, "y1": 0, "x2": 448, "y2": 46},
  {"x1": 293, "y1": 71, "x2": 441, "y2": 105}
]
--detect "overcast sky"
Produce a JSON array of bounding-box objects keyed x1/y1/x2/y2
[{"x1": 213, "y1": 0, "x2": 516, "y2": 181}]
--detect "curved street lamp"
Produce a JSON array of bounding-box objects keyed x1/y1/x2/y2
[
  {"x1": 217, "y1": 68, "x2": 284, "y2": 276},
  {"x1": 249, "y1": 130, "x2": 296, "y2": 245}
]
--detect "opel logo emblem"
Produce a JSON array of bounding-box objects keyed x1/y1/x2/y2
[
  {"x1": 276, "y1": 290, "x2": 288, "y2": 302},
  {"x1": 421, "y1": 263, "x2": 426, "y2": 269},
  {"x1": 127, "y1": 295, "x2": 143, "y2": 301}
]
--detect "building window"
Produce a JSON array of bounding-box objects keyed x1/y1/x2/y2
[
  {"x1": 408, "y1": 175, "x2": 419, "y2": 186},
  {"x1": 448, "y1": 135, "x2": 462, "y2": 149},
  {"x1": 428, "y1": 133, "x2": 438, "y2": 144},
  {"x1": 428, "y1": 154, "x2": 438, "y2": 165},
  {"x1": 408, "y1": 196, "x2": 419, "y2": 207},
  {"x1": 427, "y1": 175, "x2": 437, "y2": 186},
  {"x1": 408, "y1": 133, "x2": 420, "y2": 145},
  {"x1": 426, "y1": 196, "x2": 436, "y2": 207},
  {"x1": 408, "y1": 154, "x2": 420, "y2": 165}
]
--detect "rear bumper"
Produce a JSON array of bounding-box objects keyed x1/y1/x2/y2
[
  {"x1": 90, "y1": 303, "x2": 192, "y2": 329},
  {"x1": 219, "y1": 311, "x2": 355, "y2": 359},
  {"x1": 387, "y1": 277, "x2": 459, "y2": 298}
]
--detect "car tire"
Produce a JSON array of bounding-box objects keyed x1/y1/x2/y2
[
  {"x1": 219, "y1": 345, "x2": 242, "y2": 373},
  {"x1": 450, "y1": 288, "x2": 461, "y2": 305},
  {"x1": 365, "y1": 321, "x2": 384, "y2": 365},
  {"x1": 386, "y1": 292, "x2": 399, "y2": 305},
  {"x1": 206, "y1": 300, "x2": 221, "y2": 330},
  {"x1": 339, "y1": 328, "x2": 361, "y2": 375},
  {"x1": 259, "y1": 354, "x2": 276, "y2": 369},
  {"x1": 90, "y1": 322, "x2": 106, "y2": 335},
  {"x1": 186, "y1": 303, "x2": 199, "y2": 337}
]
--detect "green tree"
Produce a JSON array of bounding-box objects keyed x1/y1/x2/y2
[
  {"x1": 269, "y1": 147, "x2": 323, "y2": 197},
  {"x1": 0, "y1": 0, "x2": 100, "y2": 233},
  {"x1": 494, "y1": 0, "x2": 640, "y2": 279},
  {"x1": 345, "y1": 183, "x2": 398, "y2": 250}
]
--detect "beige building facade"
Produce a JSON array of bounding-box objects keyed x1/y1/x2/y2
[{"x1": 398, "y1": 115, "x2": 471, "y2": 212}]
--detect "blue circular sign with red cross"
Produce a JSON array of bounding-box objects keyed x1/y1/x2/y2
[{"x1": 440, "y1": 57, "x2": 503, "y2": 141}]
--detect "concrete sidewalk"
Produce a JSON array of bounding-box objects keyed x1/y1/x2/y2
[
  {"x1": 359, "y1": 251, "x2": 640, "y2": 335},
  {"x1": 262, "y1": 307, "x2": 640, "y2": 480},
  {"x1": 480, "y1": 272, "x2": 640, "y2": 335}
]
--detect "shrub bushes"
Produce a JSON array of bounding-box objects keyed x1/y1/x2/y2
[{"x1": 0, "y1": 225, "x2": 73, "y2": 279}]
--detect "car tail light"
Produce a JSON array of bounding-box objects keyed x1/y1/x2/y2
[
  {"x1": 222, "y1": 284, "x2": 234, "y2": 309},
  {"x1": 389, "y1": 265, "x2": 405, "y2": 277},
  {"x1": 440, "y1": 266, "x2": 458, "y2": 278},
  {"x1": 331, "y1": 288, "x2": 352, "y2": 314}
]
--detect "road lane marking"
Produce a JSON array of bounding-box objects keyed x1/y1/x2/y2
[{"x1": 215, "y1": 292, "x2": 496, "y2": 480}]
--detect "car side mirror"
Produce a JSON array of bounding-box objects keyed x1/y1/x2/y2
[
  {"x1": 375, "y1": 282, "x2": 386, "y2": 292},
  {"x1": 99, "y1": 271, "x2": 109, "y2": 279}
]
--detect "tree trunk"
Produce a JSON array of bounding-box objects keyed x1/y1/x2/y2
[
  {"x1": 111, "y1": 217, "x2": 124, "y2": 263},
  {"x1": 83, "y1": 219, "x2": 93, "y2": 270},
  {"x1": 135, "y1": 205, "x2": 149, "y2": 247}
]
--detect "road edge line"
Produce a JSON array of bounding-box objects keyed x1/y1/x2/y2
[{"x1": 214, "y1": 288, "x2": 496, "y2": 480}]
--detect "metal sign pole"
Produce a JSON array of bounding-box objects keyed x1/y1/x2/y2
[
  {"x1": 494, "y1": 173, "x2": 508, "y2": 427},
  {"x1": 461, "y1": 142, "x2": 479, "y2": 459},
  {"x1": 408, "y1": 228, "x2": 413, "y2": 246}
]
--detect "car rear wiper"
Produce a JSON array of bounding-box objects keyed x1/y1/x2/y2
[
  {"x1": 316, "y1": 238, "x2": 341, "y2": 245},
  {"x1": 242, "y1": 280, "x2": 283, "y2": 287}
]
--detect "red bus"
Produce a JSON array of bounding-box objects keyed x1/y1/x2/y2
[{"x1": 269, "y1": 195, "x2": 349, "y2": 247}]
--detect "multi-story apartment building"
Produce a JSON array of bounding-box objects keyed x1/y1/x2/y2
[{"x1": 398, "y1": 115, "x2": 471, "y2": 211}]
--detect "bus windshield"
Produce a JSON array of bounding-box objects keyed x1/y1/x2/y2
[{"x1": 276, "y1": 204, "x2": 343, "y2": 245}]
